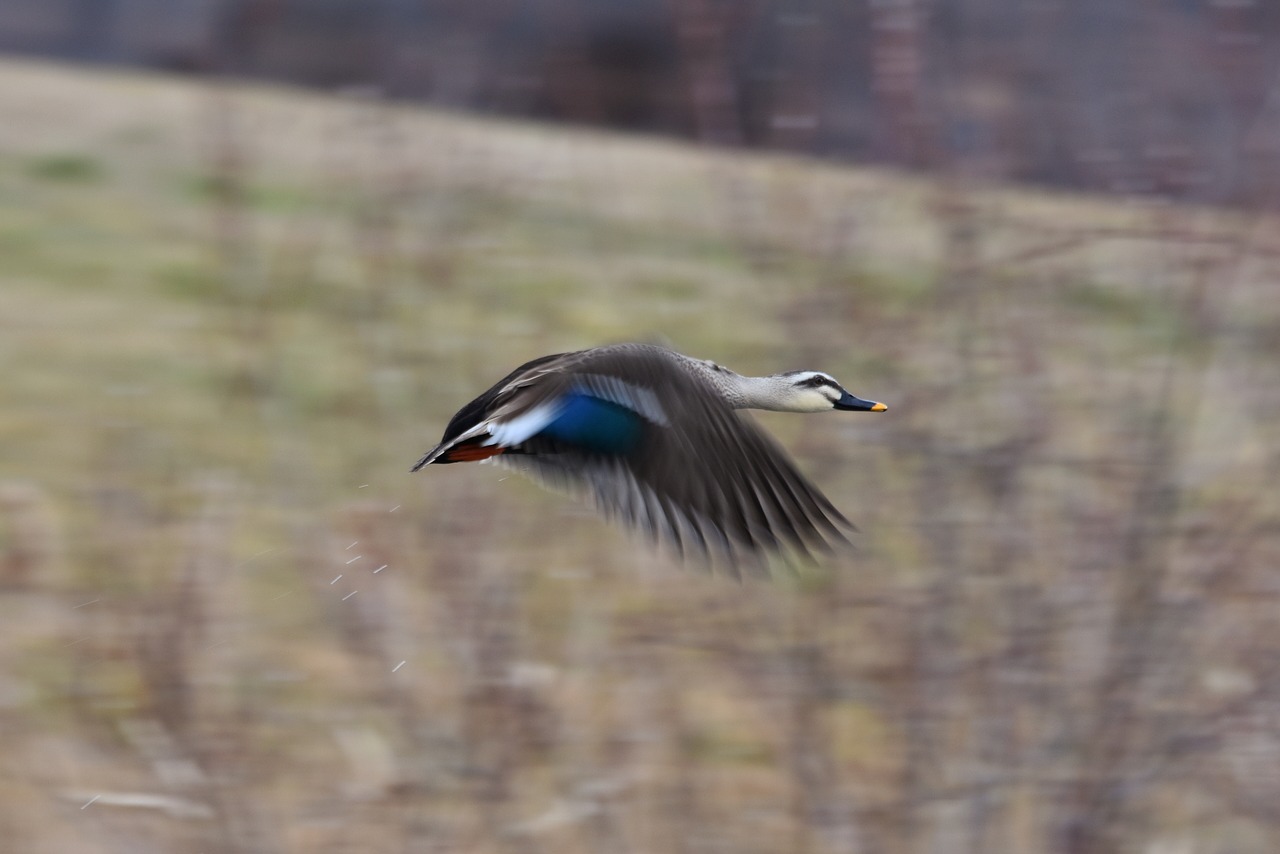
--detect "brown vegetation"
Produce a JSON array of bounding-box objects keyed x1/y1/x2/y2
[{"x1": 2, "y1": 58, "x2": 1280, "y2": 853}]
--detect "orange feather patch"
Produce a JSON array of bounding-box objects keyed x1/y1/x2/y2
[{"x1": 443, "y1": 442, "x2": 506, "y2": 462}]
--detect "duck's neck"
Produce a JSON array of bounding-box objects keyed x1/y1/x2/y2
[
  {"x1": 677, "y1": 354, "x2": 795, "y2": 411},
  {"x1": 722, "y1": 373, "x2": 793, "y2": 411}
]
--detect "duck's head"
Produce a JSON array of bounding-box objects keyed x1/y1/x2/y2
[{"x1": 770, "y1": 370, "x2": 888, "y2": 414}]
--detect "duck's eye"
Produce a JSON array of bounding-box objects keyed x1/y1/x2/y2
[{"x1": 801, "y1": 376, "x2": 829, "y2": 389}]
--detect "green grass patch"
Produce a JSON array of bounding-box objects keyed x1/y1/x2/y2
[
  {"x1": 1063, "y1": 280, "x2": 1165, "y2": 326},
  {"x1": 181, "y1": 173, "x2": 319, "y2": 214},
  {"x1": 25, "y1": 153, "x2": 105, "y2": 183},
  {"x1": 153, "y1": 261, "x2": 227, "y2": 301}
]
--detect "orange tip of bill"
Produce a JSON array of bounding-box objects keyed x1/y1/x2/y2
[{"x1": 871, "y1": 402, "x2": 887, "y2": 412}]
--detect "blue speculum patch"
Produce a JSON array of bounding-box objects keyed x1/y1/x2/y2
[{"x1": 537, "y1": 392, "x2": 644, "y2": 454}]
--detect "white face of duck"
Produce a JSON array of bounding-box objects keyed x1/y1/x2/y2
[{"x1": 779, "y1": 371, "x2": 887, "y2": 413}]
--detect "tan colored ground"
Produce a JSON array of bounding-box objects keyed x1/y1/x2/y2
[{"x1": 2, "y1": 57, "x2": 1280, "y2": 853}]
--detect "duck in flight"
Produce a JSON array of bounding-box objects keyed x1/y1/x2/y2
[{"x1": 412, "y1": 343, "x2": 886, "y2": 569}]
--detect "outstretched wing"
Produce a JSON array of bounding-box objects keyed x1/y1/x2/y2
[{"x1": 469, "y1": 345, "x2": 853, "y2": 568}]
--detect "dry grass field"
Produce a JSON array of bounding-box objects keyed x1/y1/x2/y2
[{"x1": 2, "y1": 57, "x2": 1280, "y2": 853}]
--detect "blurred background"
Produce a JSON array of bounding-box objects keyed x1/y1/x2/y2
[{"x1": 2, "y1": 2, "x2": 1280, "y2": 853}]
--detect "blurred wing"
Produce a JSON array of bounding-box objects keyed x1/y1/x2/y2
[{"x1": 494, "y1": 346, "x2": 853, "y2": 568}]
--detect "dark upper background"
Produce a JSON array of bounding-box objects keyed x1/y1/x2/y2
[{"x1": 3, "y1": 0, "x2": 1279, "y2": 206}]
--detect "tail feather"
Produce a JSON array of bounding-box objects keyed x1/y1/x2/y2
[{"x1": 410, "y1": 445, "x2": 443, "y2": 471}]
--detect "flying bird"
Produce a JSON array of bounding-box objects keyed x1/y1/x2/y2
[{"x1": 412, "y1": 343, "x2": 885, "y2": 569}]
